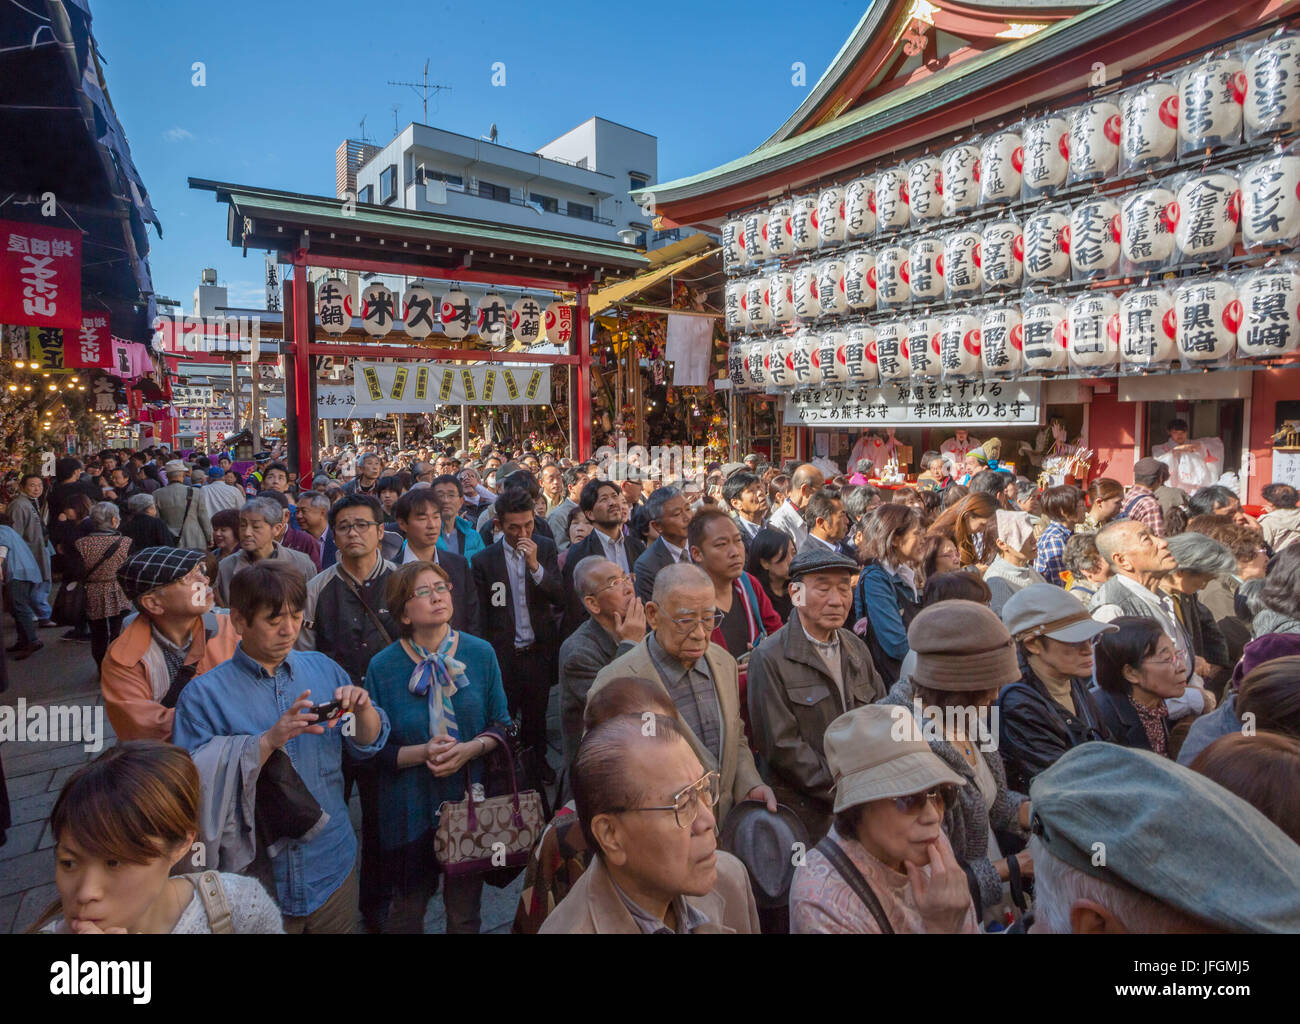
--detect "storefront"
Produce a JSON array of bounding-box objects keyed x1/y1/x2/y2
[{"x1": 640, "y1": 0, "x2": 1300, "y2": 499}]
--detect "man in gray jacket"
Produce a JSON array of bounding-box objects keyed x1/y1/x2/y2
[
  {"x1": 155, "y1": 459, "x2": 212, "y2": 549},
  {"x1": 8, "y1": 474, "x2": 53, "y2": 624}
]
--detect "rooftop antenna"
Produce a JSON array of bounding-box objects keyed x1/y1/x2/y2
[
  {"x1": 358, "y1": 115, "x2": 373, "y2": 144},
  {"x1": 489, "y1": 122, "x2": 498, "y2": 143},
  {"x1": 388, "y1": 60, "x2": 451, "y2": 124},
  {"x1": 392, "y1": 104, "x2": 400, "y2": 135}
]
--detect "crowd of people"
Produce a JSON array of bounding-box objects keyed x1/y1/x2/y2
[{"x1": 2, "y1": 430, "x2": 1299, "y2": 935}]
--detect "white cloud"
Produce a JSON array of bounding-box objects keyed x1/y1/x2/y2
[{"x1": 163, "y1": 127, "x2": 194, "y2": 142}]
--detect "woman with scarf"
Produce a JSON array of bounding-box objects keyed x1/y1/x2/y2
[{"x1": 364, "y1": 560, "x2": 509, "y2": 933}]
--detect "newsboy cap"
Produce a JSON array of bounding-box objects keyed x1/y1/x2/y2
[
  {"x1": 118, "y1": 547, "x2": 207, "y2": 602},
  {"x1": 1002, "y1": 583, "x2": 1117, "y2": 644},
  {"x1": 1030, "y1": 743, "x2": 1300, "y2": 933},
  {"x1": 788, "y1": 548, "x2": 859, "y2": 581},
  {"x1": 907, "y1": 599, "x2": 1021, "y2": 691}
]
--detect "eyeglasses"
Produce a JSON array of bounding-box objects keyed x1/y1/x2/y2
[
  {"x1": 1142, "y1": 652, "x2": 1177, "y2": 667},
  {"x1": 589, "y1": 573, "x2": 632, "y2": 596},
  {"x1": 892, "y1": 785, "x2": 958, "y2": 815},
  {"x1": 614, "y1": 771, "x2": 720, "y2": 829},
  {"x1": 335, "y1": 520, "x2": 380, "y2": 534},
  {"x1": 668, "y1": 610, "x2": 726, "y2": 633},
  {"x1": 412, "y1": 584, "x2": 451, "y2": 599}
]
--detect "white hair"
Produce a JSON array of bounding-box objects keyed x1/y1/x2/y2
[
  {"x1": 651, "y1": 562, "x2": 711, "y2": 607},
  {"x1": 89, "y1": 501, "x2": 120, "y2": 530},
  {"x1": 574, "y1": 555, "x2": 617, "y2": 598}
]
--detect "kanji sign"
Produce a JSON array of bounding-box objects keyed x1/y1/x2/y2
[
  {"x1": 64, "y1": 313, "x2": 113, "y2": 369},
  {"x1": 353, "y1": 362, "x2": 551, "y2": 411},
  {"x1": 783, "y1": 380, "x2": 1042, "y2": 428},
  {"x1": 0, "y1": 220, "x2": 82, "y2": 330}
]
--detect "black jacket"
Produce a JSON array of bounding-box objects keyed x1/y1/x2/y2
[
  {"x1": 121, "y1": 511, "x2": 176, "y2": 554},
  {"x1": 1091, "y1": 687, "x2": 1169, "y2": 754},
  {"x1": 471, "y1": 537, "x2": 565, "y2": 668},
  {"x1": 300, "y1": 559, "x2": 398, "y2": 685},
  {"x1": 560, "y1": 528, "x2": 644, "y2": 639},
  {"x1": 997, "y1": 658, "x2": 1109, "y2": 794},
  {"x1": 477, "y1": 515, "x2": 554, "y2": 550},
  {"x1": 379, "y1": 528, "x2": 482, "y2": 637}
]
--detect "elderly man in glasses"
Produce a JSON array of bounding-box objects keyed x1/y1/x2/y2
[
  {"x1": 588, "y1": 563, "x2": 776, "y2": 827},
  {"x1": 541, "y1": 713, "x2": 760, "y2": 933}
]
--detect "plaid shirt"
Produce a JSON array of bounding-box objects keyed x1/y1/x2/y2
[
  {"x1": 1121, "y1": 484, "x2": 1165, "y2": 537},
  {"x1": 1034, "y1": 520, "x2": 1072, "y2": 587}
]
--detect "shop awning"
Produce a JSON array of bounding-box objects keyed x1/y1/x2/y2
[
  {"x1": 588, "y1": 246, "x2": 717, "y2": 311},
  {"x1": 434, "y1": 424, "x2": 462, "y2": 439}
]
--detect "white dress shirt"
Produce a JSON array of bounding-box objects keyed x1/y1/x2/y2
[
  {"x1": 597, "y1": 529, "x2": 630, "y2": 572},
  {"x1": 662, "y1": 538, "x2": 689, "y2": 563},
  {"x1": 504, "y1": 540, "x2": 545, "y2": 647}
]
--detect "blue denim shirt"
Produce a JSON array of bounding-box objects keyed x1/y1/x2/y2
[
  {"x1": 0, "y1": 525, "x2": 43, "y2": 584},
  {"x1": 172, "y1": 646, "x2": 391, "y2": 917}
]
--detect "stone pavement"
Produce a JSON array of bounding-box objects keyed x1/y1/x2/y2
[{"x1": 0, "y1": 623, "x2": 550, "y2": 934}]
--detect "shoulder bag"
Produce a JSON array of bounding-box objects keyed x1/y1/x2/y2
[
  {"x1": 52, "y1": 537, "x2": 125, "y2": 628},
  {"x1": 814, "y1": 836, "x2": 894, "y2": 934}
]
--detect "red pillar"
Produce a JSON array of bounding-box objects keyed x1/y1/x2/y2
[
  {"x1": 291, "y1": 252, "x2": 315, "y2": 478},
  {"x1": 575, "y1": 286, "x2": 592, "y2": 461}
]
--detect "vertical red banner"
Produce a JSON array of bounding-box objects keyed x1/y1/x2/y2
[{"x1": 0, "y1": 219, "x2": 82, "y2": 330}]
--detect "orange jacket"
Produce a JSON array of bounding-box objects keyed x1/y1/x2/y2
[{"x1": 100, "y1": 612, "x2": 240, "y2": 741}]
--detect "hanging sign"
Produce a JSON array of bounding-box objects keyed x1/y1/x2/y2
[
  {"x1": 544, "y1": 301, "x2": 574, "y2": 344},
  {"x1": 402, "y1": 284, "x2": 437, "y2": 339},
  {"x1": 783, "y1": 380, "x2": 1042, "y2": 427},
  {"x1": 354, "y1": 362, "x2": 551, "y2": 410},
  {"x1": 64, "y1": 312, "x2": 113, "y2": 369},
  {"x1": 316, "y1": 277, "x2": 351, "y2": 335},
  {"x1": 0, "y1": 220, "x2": 82, "y2": 330}
]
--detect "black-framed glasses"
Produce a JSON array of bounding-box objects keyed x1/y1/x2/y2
[
  {"x1": 893, "y1": 785, "x2": 958, "y2": 815},
  {"x1": 613, "y1": 771, "x2": 720, "y2": 829},
  {"x1": 668, "y1": 610, "x2": 725, "y2": 633},
  {"x1": 335, "y1": 520, "x2": 381, "y2": 534}
]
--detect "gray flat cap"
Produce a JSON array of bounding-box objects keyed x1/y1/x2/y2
[{"x1": 788, "y1": 547, "x2": 859, "y2": 581}]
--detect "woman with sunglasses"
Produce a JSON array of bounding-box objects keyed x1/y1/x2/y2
[
  {"x1": 791, "y1": 704, "x2": 976, "y2": 934},
  {"x1": 1092, "y1": 617, "x2": 1185, "y2": 758},
  {"x1": 878, "y1": 601, "x2": 1033, "y2": 929},
  {"x1": 363, "y1": 559, "x2": 510, "y2": 933}
]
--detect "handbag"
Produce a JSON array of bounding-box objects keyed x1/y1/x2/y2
[
  {"x1": 433, "y1": 725, "x2": 546, "y2": 883},
  {"x1": 52, "y1": 538, "x2": 125, "y2": 628}
]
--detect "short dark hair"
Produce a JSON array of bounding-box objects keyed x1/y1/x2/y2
[
  {"x1": 431, "y1": 473, "x2": 463, "y2": 496},
  {"x1": 328, "y1": 493, "x2": 383, "y2": 529},
  {"x1": 969, "y1": 469, "x2": 1011, "y2": 500},
  {"x1": 1236, "y1": 656, "x2": 1300, "y2": 738},
  {"x1": 228, "y1": 560, "x2": 307, "y2": 621},
  {"x1": 1263, "y1": 483, "x2": 1299, "y2": 510},
  {"x1": 802, "y1": 487, "x2": 843, "y2": 530},
  {"x1": 375, "y1": 475, "x2": 401, "y2": 496},
  {"x1": 256, "y1": 488, "x2": 290, "y2": 511},
  {"x1": 494, "y1": 487, "x2": 535, "y2": 520},
  {"x1": 1167, "y1": 418, "x2": 1189, "y2": 432},
  {"x1": 687, "y1": 506, "x2": 735, "y2": 552},
  {"x1": 582, "y1": 677, "x2": 681, "y2": 734},
  {"x1": 562, "y1": 465, "x2": 586, "y2": 490},
  {"x1": 55, "y1": 457, "x2": 82, "y2": 481},
  {"x1": 722, "y1": 471, "x2": 761, "y2": 510},
  {"x1": 579, "y1": 477, "x2": 620, "y2": 513},
  {"x1": 1063, "y1": 532, "x2": 1103, "y2": 576},
  {"x1": 500, "y1": 469, "x2": 541, "y2": 500},
  {"x1": 1188, "y1": 485, "x2": 1239, "y2": 518},
  {"x1": 1093, "y1": 616, "x2": 1166, "y2": 695},
  {"x1": 263, "y1": 461, "x2": 289, "y2": 479},
  {"x1": 211, "y1": 508, "x2": 240, "y2": 535},
  {"x1": 385, "y1": 560, "x2": 451, "y2": 638},
  {"x1": 1189, "y1": 731, "x2": 1300, "y2": 845},
  {"x1": 1041, "y1": 484, "x2": 1083, "y2": 523},
  {"x1": 393, "y1": 487, "x2": 440, "y2": 521},
  {"x1": 922, "y1": 571, "x2": 991, "y2": 606},
  {"x1": 1262, "y1": 545, "x2": 1300, "y2": 621}
]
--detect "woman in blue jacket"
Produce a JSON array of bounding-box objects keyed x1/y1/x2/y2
[{"x1": 853, "y1": 504, "x2": 925, "y2": 685}]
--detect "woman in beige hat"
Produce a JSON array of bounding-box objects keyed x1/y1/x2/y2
[
  {"x1": 878, "y1": 600, "x2": 1032, "y2": 928},
  {"x1": 789, "y1": 705, "x2": 976, "y2": 934}
]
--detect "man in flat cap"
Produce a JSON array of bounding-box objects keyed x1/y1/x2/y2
[
  {"x1": 101, "y1": 547, "x2": 240, "y2": 742},
  {"x1": 1029, "y1": 743, "x2": 1300, "y2": 933},
  {"x1": 746, "y1": 548, "x2": 884, "y2": 841}
]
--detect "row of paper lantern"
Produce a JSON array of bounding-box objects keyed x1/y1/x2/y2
[
  {"x1": 314, "y1": 278, "x2": 574, "y2": 346},
  {"x1": 724, "y1": 151, "x2": 1300, "y2": 331},
  {"x1": 727, "y1": 263, "x2": 1300, "y2": 391},
  {"x1": 722, "y1": 35, "x2": 1300, "y2": 273}
]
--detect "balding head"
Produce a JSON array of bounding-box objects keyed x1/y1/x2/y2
[
  {"x1": 650, "y1": 562, "x2": 711, "y2": 608},
  {"x1": 1095, "y1": 517, "x2": 1176, "y2": 580},
  {"x1": 790, "y1": 464, "x2": 826, "y2": 508},
  {"x1": 647, "y1": 563, "x2": 715, "y2": 666}
]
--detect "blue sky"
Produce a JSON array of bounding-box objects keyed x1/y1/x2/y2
[{"x1": 91, "y1": 0, "x2": 864, "y2": 309}]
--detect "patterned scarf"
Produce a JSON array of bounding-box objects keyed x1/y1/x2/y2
[{"x1": 402, "y1": 631, "x2": 465, "y2": 740}]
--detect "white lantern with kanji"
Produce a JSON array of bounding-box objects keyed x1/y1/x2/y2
[
  {"x1": 769, "y1": 271, "x2": 795, "y2": 324},
  {"x1": 818, "y1": 331, "x2": 848, "y2": 384},
  {"x1": 845, "y1": 249, "x2": 877, "y2": 310},
  {"x1": 1179, "y1": 57, "x2": 1246, "y2": 150},
  {"x1": 1068, "y1": 198, "x2": 1122, "y2": 279},
  {"x1": 1121, "y1": 81, "x2": 1180, "y2": 170},
  {"x1": 790, "y1": 195, "x2": 819, "y2": 251},
  {"x1": 1020, "y1": 299, "x2": 1069, "y2": 372},
  {"x1": 1237, "y1": 266, "x2": 1300, "y2": 358},
  {"x1": 747, "y1": 340, "x2": 770, "y2": 390},
  {"x1": 1173, "y1": 278, "x2": 1240, "y2": 363},
  {"x1": 766, "y1": 203, "x2": 793, "y2": 256},
  {"x1": 727, "y1": 341, "x2": 753, "y2": 389},
  {"x1": 721, "y1": 218, "x2": 747, "y2": 272},
  {"x1": 817, "y1": 186, "x2": 846, "y2": 246},
  {"x1": 1023, "y1": 210, "x2": 1070, "y2": 284},
  {"x1": 509, "y1": 296, "x2": 543, "y2": 344},
  {"x1": 1068, "y1": 101, "x2": 1122, "y2": 181},
  {"x1": 1118, "y1": 287, "x2": 1178, "y2": 368},
  {"x1": 402, "y1": 283, "x2": 437, "y2": 340},
  {"x1": 1173, "y1": 172, "x2": 1241, "y2": 262},
  {"x1": 844, "y1": 324, "x2": 879, "y2": 384},
  {"x1": 938, "y1": 312, "x2": 982, "y2": 378},
  {"x1": 790, "y1": 331, "x2": 822, "y2": 387},
  {"x1": 875, "y1": 244, "x2": 911, "y2": 307},
  {"x1": 477, "y1": 293, "x2": 509, "y2": 346},
  {"x1": 361, "y1": 283, "x2": 396, "y2": 338},
  {"x1": 844, "y1": 176, "x2": 876, "y2": 239},
  {"x1": 979, "y1": 130, "x2": 1022, "y2": 204},
  {"x1": 875, "y1": 169, "x2": 909, "y2": 231},
  {"x1": 875, "y1": 321, "x2": 909, "y2": 381},
  {"x1": 1067, "y1": 292, "x2": 1120, "y2": 368},
  {"x1": 908, "y1": 236, "x2": 944, "y2": 302},
  {"x1": 767, "y1": 336, "x2": 793, "y2": 389},
  {"x1": 725, "y1": 281, "x2": 745, "y2": 333},
  {"x1": 1021, "y1": 116, "x2": 1069, "y2": 195},
  {"x1": 1120, "y1": 187, "x2": 1178, "y2": 270},
  {"x1": 817, "y1": 258, "x2": 848, "y2": 316},
  {"x1": 907, "y1": 156, "x2": 943, "y2": 224},
  {"x1": 943, "y1": 230, "x2": 982, "y2": 298},
  {"x1": 316, "y1": 277, "x2": 351, "y2": 336},
  {"x1": 1240, "y1": 155, "x2": 1300, "y2": 247},
  {"x1": 941, "y1": 143, "x2": 981, "y2": 217},
  {"x1": 1245, "y1": 35, "x2": 1300, "y2": 139},
  {"x1": 745, "y1": 276, "x2": 770, "y2": 329},
  {"x1": 440, "y1": 289, "x2": 473, "y2": 340},
  {"x1": 907, "y1": 317, "x2": 942, "y2": 380},
  {"x1": 980, "y1": 305, "x2": 1023, "y2": 375},
  {"x1": 543, "y1": 301, "x2": 574, "y2": 345},
  {"x1": 743, "y1": 210, "x2": 770, "y2": 262},
  {"x1": 793, "y1": 264, "x2": 819, "y2": 320},
  {"x1": 980, "y1": 220, "x2": 1023, "y2": 290}
]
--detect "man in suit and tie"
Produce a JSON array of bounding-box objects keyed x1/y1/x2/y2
[
  {"x1": 798, "y1": 487, "x2": 852, "y2": 559},
  {"x1": 633, "y1": 486, "x2": 692, "y2": 603},
  {"x1": 561, "y1": 477, "x2": 644, "y2": 638},
  {"x1": 476, "y1": 469, "x2": 555, "y2": 548},
  {"x1": 472, "y1": 487, "x2": 565, "y2": 783},
  {"x1": 386, "y1": 487, "x2": 481, "y2": 637},
  {"x1": 723, "y1": 471, "x2": 768, "y2": 552},
  {"x1": 588, "y1": 563, "x2": 776, "y2": 827}
]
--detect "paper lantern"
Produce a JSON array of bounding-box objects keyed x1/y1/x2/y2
[
  {"x1": 745, "y1": 275, "x2": 771, "y2": 329},
  {"x1": 747, "y1": 341, "x2": 770, "y2": 389},
  {"x1": 818, "y1": 331, "x2": 849, "y2": 384},
  {"x1": 508, "y1": 296, "x2": 543, "y2": 345},
  {"x1": 875, "y1": 244, "x2": 911, "y2": 306},
  {"x1": 845, "y1": 250, "x2": 877, "y2": 310},
  {"x1": 360, "y1": 283, "x2": 396, "y2": 338},
  {"x1": 1021, "y1": 116, "x2": 1069, "y2": 195},
  {"x1": 844, "y1": 176, "x2": 876, "y2": 239},
  {"x1": 1020, "y1": 300, "x2": 1069, "y2": 372},
  {"x1": 980, "y1": 130, "x2": 1022, "y2": 204},
  {"x1": 1023, "y1": 210, "x2": 1070, "y2": 283},
  {"x1": 817, "y1": 186, "x2": 846, "y2": 246},
  {"x1": 766, "y1": 203, "x2": 793, "y2": 257},
  {"x1": 1067, "y1": 292, "x2": 1120, "y2": 369},
  {"x1": 316, "y1": 277, "x2": 351, "y2": 336},
  {"x1": 1173, "y1": 278, "x2": 1240, "y2": 363},
  {"x1": 721, "y1": 219, "x2": 747, "y2": 272},
  {"x1": 875, "y1": 169, "x2": 909, "y2": 231},
  {"x1": 980, "y1": 306, "x2": 1023, "y2": 375},
  {"x1": 790, "y1": 195, "x2": 818, "y2": 251},
  {"x1": 907, "y1": 317, "x2": 942, "y2": 379},
  {"x1": 817, "y1": 258, "x2": 848, "y2": 316},
  {"x1": 769, "y1": 271, "x2": 795, "y2": 324},
  {"x1": 1173, "y1": 172, "x2": 1240, "y2": 262},
  {"x1": 724, "y1": 280, "x2": 744, "y2": 332},
  {"x1": 939, "y1": 312, "x2": 982, "y2": 378},
  {"x1": 793, "y1": 264, "x2": 819, "y2": 320},
  {"x1": 476, "y1": 293, "x2": 509, "y2": 346},
  {"x1": 1068, "y1": 198, "x2": 1122, "y2": 279},
  {"x1": 907, "y1": 156, "x2": 943, "y2": 224},
  {"x1": 1245, "y1": 35, "x2": 1300, "y2": 139},
  {"x1": 874, "y1": 321, "x2": 909, "y2": 381},
  {"x1": 1120, "y1": 187, "x2": 1178, "y2": 270},
  {"x1": 908, "y1": 236, "x2": 944, "y2": 302},
  {"x1": 1179, "y1": 57, "x2": 1246, "y2": 150},
  {"x1": 1240, "y1": 155, "x2": 1300, "y2": 247},
  {"x1": 1069, "y1": 101, "x2": 1122, "y2": 181},
  {"x1": 1118, "y1": 288, "x2": 1178, "y2": 367},
  {"x1": 844, "y1": 324, "x2": 879, "y2": 384},
  {"x1": 943, "y1": 230, "x2": 982, "y2": 298},
  {"x1": 767, "y1": 336, "x2": 793, "y2": 388},
  {"x1": 1121, "y1": 81, "x2": 1179, "y2": 171},
  {"x1": 440, "y1": 289, "x2": 473, "y2": 340},
  {"x1": 543, "y1": 302, "x2": 573, "y2": 345},
  {"x1": 980, "y1": 220, "x2": 1023, "y2": 290},
  {"x1": 742, "y1": 210, "x2": 770, "y2": 262},
  {"x1": 727, "y1": 341, "x2": 753, "y2": 389},
  {"x1": 789, "y1": 331, "x2": 822, "y2": 387},
  {"x1": 942, "y1": 143, "x2": 981, "y2": 217},
  {"x1": 400, "y1": 283, "x2": 438, "y2": 340},
  {"x1": 1237, "y1": 266, "x2": 1300, "y2": 358}
]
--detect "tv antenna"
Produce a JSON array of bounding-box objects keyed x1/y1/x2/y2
[
  {"x1": 389, "y1": 60, "x2": 451, "y2": 124},
  {"x1": 358, "y1": 116, "x2": 374, "y2": 144}
]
